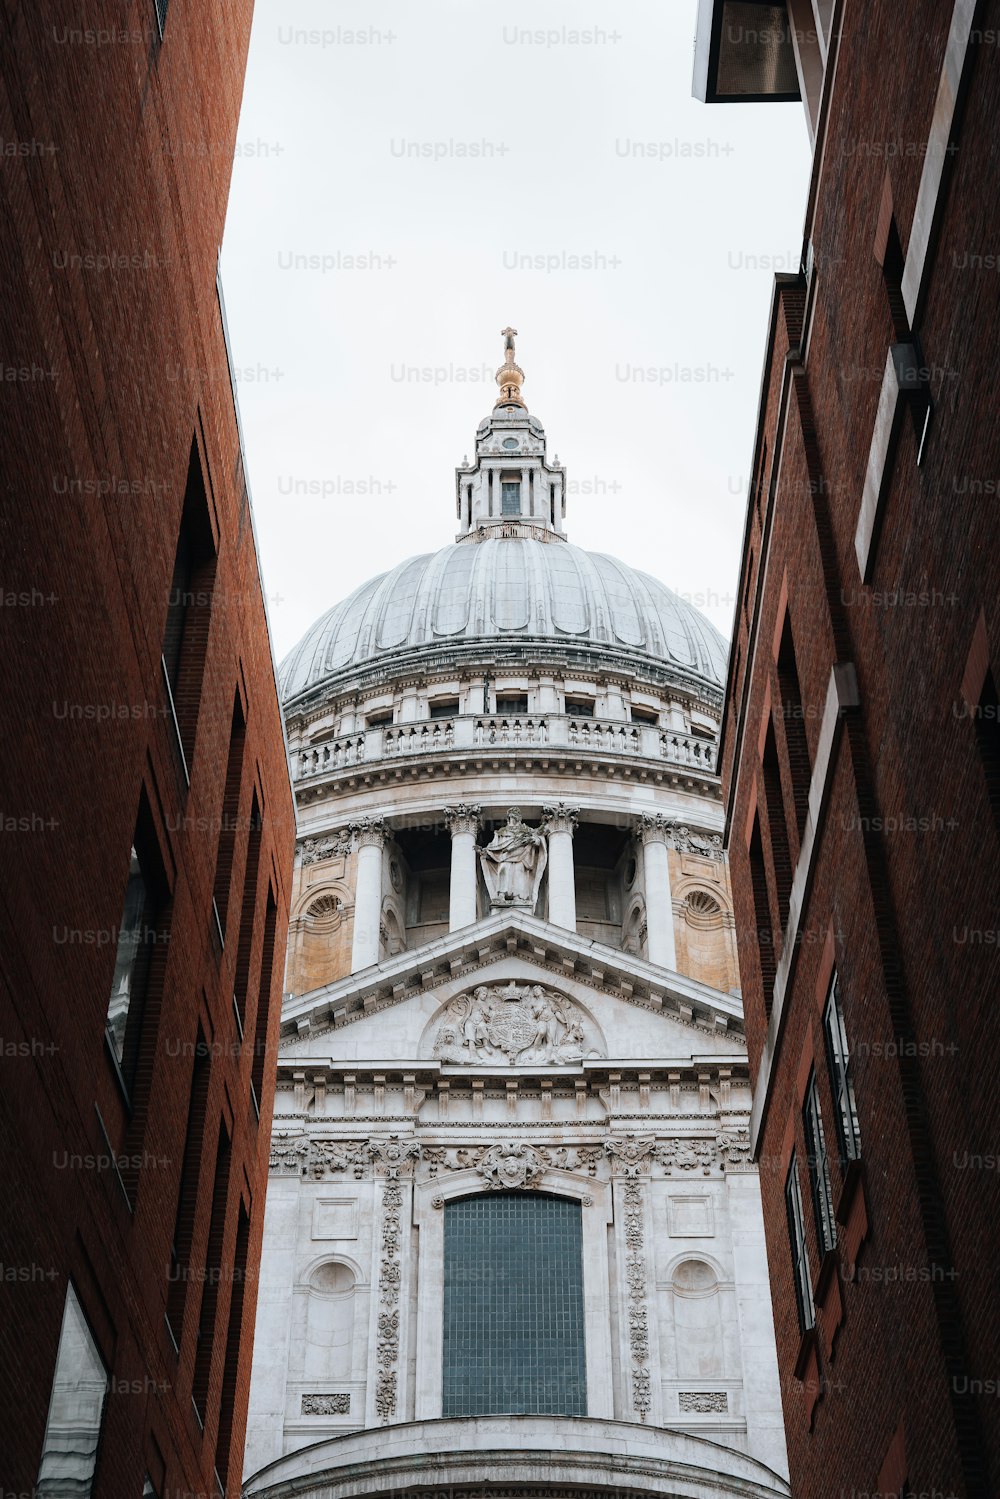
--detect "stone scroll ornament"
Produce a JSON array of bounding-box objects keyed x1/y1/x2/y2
[
  {"x1": 431, "y1": 982, "x2": 594, "y2": 1066},
  {"x1": 478, "y1": 807, "x2": 547, "y2": 909},
  {"x1": 370, "y1": 1138, "x2": 419, "y2": 1423}
]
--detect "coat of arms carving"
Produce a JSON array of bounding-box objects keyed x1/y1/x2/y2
[{"x1": 429, "y1": 982, "x2": 598, "y2": 1066}]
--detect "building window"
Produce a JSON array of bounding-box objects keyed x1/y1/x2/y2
[
  {"x1": 192, "y1": 1118, "x2": 232, "y2": 1425},
  {"x1": 105, "y1": 799, "x2": 168, "y2": 1096},
  {"x1": 804, "y1": 1072, "x2": 837, "y2": 1254},
  {"x1": 777, "y1": 613, "x2": 811, "y2": 838},
  {"x1": 973, "y1": 667, "x2": 1000, "y2": 836},
  {"x1": 566, "y1": 697, "x2": 595, "y2": 718},
  {"x1": 162, "y1": 438, "x2": 216, "y2": 781},
  {"x1": 367, "y1": 708, "x2": 393, "y2": 728},
  {"x1": 36, "y1": 1284, "x2": 109, "y2": 1499},
  {"x1": 762, "y1": 720, "x2": 793, "y2": 932},
  {"x1": 153, "y1": 0, "x2": 168, "y2": 38},
  {"x1": 214, "y1": 1200, "x2": 251, "y2": 1489},
  {"x1": 233, "y1": 792, "x2": 263, "y2": 1034},
  {"x1": 501, "y1": 480, "x2": 521, "y2": 516},
  {"x1": 166, "y1": 1028, "x2": 211, "y2": 1348},
  {"x1": 495, "y1": 694, "x2": 528, "y2": 717},
  {"x1": 785, "y1": 1154, "x2": 815, "y2": 1334},
  {"x1": 212, "y1": 693, "x2": 246, "y2": 941},
  {"x1": 429, "y1": 697, "x2": 459, "y2": 719},
  {"x1": 630, "y1": 704, "x2": 658, "y2": 725},
  {"x1": 748, "y1": 814, "x2": 777, "y2": 1017},
  {"x1": 443, "y1": 1193, "x2": 586, "y2": 1417},
  {"x1": 824, "y1": 971, "x2": 861, "y2": 1167},
  {"x1": 250, "y1": 886, "x2": 278, "y2": 1116}
]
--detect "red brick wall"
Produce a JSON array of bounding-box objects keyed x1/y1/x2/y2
[
  {"x1": 0, "y1": 2, "x2": 295, "y2": 1496},
  {"x1": 722, "y1": 2, "x2": 1000, "y2": 1494}
]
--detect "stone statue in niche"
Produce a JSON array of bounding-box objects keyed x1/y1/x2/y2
[
  {"x1": 431, "y1": 982, "x2": 597, "y2": 1065},
  {"x1": 479, "y1": 807, "x2": 547, "y2": 910}
]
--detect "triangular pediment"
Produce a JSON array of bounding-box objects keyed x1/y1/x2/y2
[{"x1": 278, "y1": 913, "x2": 746, "y2": 1068}]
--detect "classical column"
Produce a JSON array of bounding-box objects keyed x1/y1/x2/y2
[
  {"x1": 350, "y1": 817, "x2": 386, "y2": 971},
  {"x1": 543, "y1": 803, "x2": 579, "y2": 931},
  {"x1": 521, "y1": 466, "x2": 531, "y2": 518},
  {"x1": 443, "y1": 803, "x2": 481, "y2": 931},
  {"x1": 636, "y1": 814, "x2": 677, "y2": 970}
]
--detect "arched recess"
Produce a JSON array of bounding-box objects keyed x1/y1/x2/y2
[
  {"x1": 293, "y1": 1254, "x2": 365, "y2": 1385},
  {"x1": 380, "y1": 897, "x2": 406, "y2": 957},
  {"x1": 673, "y1": 880, "x2": 738, "y2": 993},
  {"x1": 669, "y1": 1255, "x2": 726, "y2": 1381},
  {"x1": 622, "y1": 895, "x2": 647, "y2": 959},
  {"x1": 289, "y1": 885, "x2": 352, "y2": 995}
]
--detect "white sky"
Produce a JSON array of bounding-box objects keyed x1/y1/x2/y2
[{"x1": 221, "y1": 0, "x2": 812, "y2": 666}]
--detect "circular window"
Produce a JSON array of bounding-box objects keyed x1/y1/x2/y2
[
  {"x1": 502, "y1": 437, "x2": 520, "y2": 450},
  {"x1": 624, "y1": 857, "x2": 637, "y2": 889}
]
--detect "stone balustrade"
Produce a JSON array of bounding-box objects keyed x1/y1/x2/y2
[{"x1": 293, "y1": 716, "x2": 716, "y2": 782}]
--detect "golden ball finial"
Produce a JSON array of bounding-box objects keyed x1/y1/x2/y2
[{"x1": 495, "y1": 326, "x2": 527, "y2": 409}]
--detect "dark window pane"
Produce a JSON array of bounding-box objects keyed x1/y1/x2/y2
[
  {"x1": 785, "y1": 1153, "x2": 815, "y2": 1334},
  {"x1": 443, "y1": 1192, "x2": 586, "y2": 1416},
  {"x1": 804, "y1": 1073, "x2": 837, "y2": 1254},
  {"x1": 824, "y1": 971, "x2": 861, "y2": 1167},
  {"x1": 501, "y1": 482, "x2": 521, "y2": 516}
]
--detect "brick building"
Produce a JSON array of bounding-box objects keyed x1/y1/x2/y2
[
  {"x1": 0, "y1": 4, "x2": 294, "y2": 1498},
  {"x1": 696, "y1": 0, "x2": 1000, "y2": 1494}
]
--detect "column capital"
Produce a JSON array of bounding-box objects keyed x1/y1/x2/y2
[
  {"x1": 443, "y1": 802, "x2": 481, "y2": 837},
  {"x1": 351, "y1": 816, "x2": 387, "y2": 850},
  {"x1": 542, "y1": 802, "x2": 579, "y2": 836},
  {"x1": 634, "y1": 812, "x2": 671, "y2": 846}
]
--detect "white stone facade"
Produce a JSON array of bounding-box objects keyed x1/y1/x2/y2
[{"x1": 244, "y1": 347, "x2": 788, "y2": 1497}]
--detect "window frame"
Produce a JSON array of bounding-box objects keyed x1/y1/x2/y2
[
  {"x1": 803, "y1": 1070, "x2": 837, "y2": 1255},
  {"x1": 785, "y1": 1152, "x2": 815, "y2": 1335},
  {"x1": 823, "y1": 970, "x2": 861, "y2": 1169}
]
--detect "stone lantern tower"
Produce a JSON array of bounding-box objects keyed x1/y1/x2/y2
[{"x1": 244, "y1": 338, "x2": 790, "y2": 1499}]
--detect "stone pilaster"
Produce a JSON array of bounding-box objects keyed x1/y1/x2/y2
[
  {"x1": 635, "y1": 814, "x2": 676, "y2": 970},
  {"x1": 351, "y1": 817, "x2": 386, "y2": 972}
]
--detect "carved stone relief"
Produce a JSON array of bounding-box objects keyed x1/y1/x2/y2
[
  {"x1": 622, "y1": 1181, "x2": 651, "y2": 1423},
  {"x1": 429, "y1": 982, "x2": 599, "y2": 1065},
  {"x1": 301, "y1": 831, "x2": 352, "y2": 866},
  {"x1": 301, "y1": 1392, "x2": 351, "y2": 1415},
  {"x1": 678, "y1": 1390, "x2": 728, "y2": 1413}
]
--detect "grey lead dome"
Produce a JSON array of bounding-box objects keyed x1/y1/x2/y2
[{"x1": 279, "y1": 536, "x2": 728, "y2": 701}]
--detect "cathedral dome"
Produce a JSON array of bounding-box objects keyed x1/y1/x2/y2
[{"x1": 279, "y1": 535, "x2": 728, "y2": 703}]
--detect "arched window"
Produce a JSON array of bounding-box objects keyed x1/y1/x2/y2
[{"x1": 443, "y1": 1193, "x2": 586, "y2": 1417}]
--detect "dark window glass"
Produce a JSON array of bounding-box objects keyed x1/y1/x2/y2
[
  {"x1": 974, "y1": 667, "x2": 1000, "y2": 836},
  {"x1": 630, "y1": 704, "x2": 658, "y2": 725},
  {"x1": 192, "y1": 1118, "x2": 232, "y2": 1423},
  {"x1": 166, "y1": 1030, "x2": 211, "y2": 1347},
  {"x1": 566, "y1": 698, "x2": 595, "y2": 718},
  {"x1": 501, "y1": 481, "x2": 521, "y2": 516},
  {"x1": 106, "y1": 799, "x2": 168, "y2": 1096},
  {"x1": 804, "y1": 1072, "x2": 837, "y2": 1254},
  {"x1": 429, "y1": 698, "x2": 459, "y2": 719},
  {"x1": 495, "y1": 695, "x2": 528, "y2": 716},
  {"x1": 250, "y1": 887, "x2": 278, "y2": 1116},
  {"x1": 214, "y1": 1200, "x2": 251, "y2": 1486},
  {"x1": 785, "y1": 1153, "x2": 815, "y2": 1334},
  {"x1": 162, "y1": 439, "x2": 216, "y2": 778},
  {"x1": 777, "y1": 614, "x2": 811, "y2": 838},
  {"x1": 824, "y1": 971, "x2": 861, "y2": 1167},
  {"x1": 748, "y1": 815, "x2": 776, "y2": 1017},
  {"x1": 762, "y1": 720, "x2": 793, "y2": 931},
  {"x1": 36, "y1": 1285, "x2": 109, "y2": 1499},
  {"x1": 213, "y1": 694, "x2": 246, "y2": 939},
  {"x1": 367, "y1": 709, "x2": 393, "y2": 727},
  {"x1": 443, "y1": 1193, "x2": 586, "y2": 1417},
  {"x1": 233, "y1": 793, "x2": 263, "y2": 1033}
]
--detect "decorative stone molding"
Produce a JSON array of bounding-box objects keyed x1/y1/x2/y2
[
  {"x1": 622, "y1": 1181, "x2": 651, "y2": 1422},
  {"x1": 605, "y1": 1135, "x2": 656, "y2": 1178},
  {"x1": 542, "y1": 802, "x2": 579, "y2": 836},
  {"x1": 654, "y1": 1138, "x2": 717, "y2": 1175},
  {"x1": 269, "y1": 1133, "x2": 368, "y2": 1178},
  {"x1": 717, "y1": 1129, "x2": 753, "y2": 1173},
  {"x1": 374, "y1": 1179, "x2": 404, "y2": 1422},
  {"x1": 443, "y1": 802, "x2": 482, "y2": 837},
  {"x1": 635, "y1": 812, "x2": 671, "y2": 846},
  {"x1": 301, "y1": 1392, "x2": 351, "y2": 1415},
  {"x1": 473, "y1": 1141, "x2": 548, "y2": 1191},
  {"x1": 351, "y1": 816, "x2": 387, "y2": 850},
  {"x1": 429, "y1": 982, "x2": 598, "y2": 1065},
  {"x1": 670, "y1": 825, "x2": 724, "y2": 857},
  {"x1": 368, "y1": 1136, "x2": 421, "y2": 1178},
  {"x1": 301, "y1": 830, "x2": 352, "y2": 866},
  {"x1": 678, "y1": 1390, "x2": 728, "y2": 1413}
]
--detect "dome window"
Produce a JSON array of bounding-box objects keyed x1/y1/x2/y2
[
  {"x1": 630, "y1": 704, "x2": 659, "y2": 725},
  {"x1": 429, "y1": 697, "x2": 459, "y2": 720},
  {"x1": 502, "y1": 437, "x2": 520, "y2": 450},
  {"x1": 566, "y1": 697, "x2": 595, "y2": 718},
  {"x1": 495, "y1": 694, "x2": 528, "y2": 716}
]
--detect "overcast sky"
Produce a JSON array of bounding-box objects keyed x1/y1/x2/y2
[{"x1": 220, "y1": 0, "x2": 812, "y2": 667}]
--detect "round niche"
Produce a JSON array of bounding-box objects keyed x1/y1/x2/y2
[{"x1": 309, "y1": 1261, "x2": 356, "y2": 1296}]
